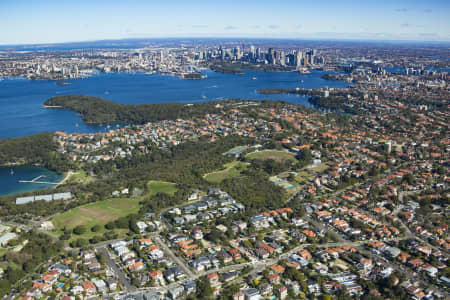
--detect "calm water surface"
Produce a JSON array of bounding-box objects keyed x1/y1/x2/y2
[
  {"x1": 0, "y1": 166, "x2": 63, "y2": 196},
  {"x1": 0, "y1": 69, "x2": 347, "y2": 139}
]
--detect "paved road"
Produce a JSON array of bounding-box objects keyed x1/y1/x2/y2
[
  {"x1": 0, "y1": 221, "x2": 33, "y2": 231},
  {"x1": 152, "y1": 234, "x2": 195, "y2": 278},
  {"x1": 97, "y1": 247, "x2": 137, "y2": 292}
]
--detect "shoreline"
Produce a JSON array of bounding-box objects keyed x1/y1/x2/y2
[
  {"x1": 55, "y1": 171, "x2": 72, "y2": 188},
  {"x1": 0, "y1": 166, "x2": 68, "y2": 197},
  {"x1": 2, "y1": 70, "x2": 348, "y2": 140},
  {"x1": 42, "y1": 105, "x2": 63, "y2": 108}
]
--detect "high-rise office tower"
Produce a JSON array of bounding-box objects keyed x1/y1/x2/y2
[
  {"x1": 279, "y1": 51, "x2": 286, "y2": 66},
  {"x1": 296, "y1": 50, "x2": 303, "y2": 67},
  {"x1": 268, "y1": 48, "x2": 274, "y2": 64}
]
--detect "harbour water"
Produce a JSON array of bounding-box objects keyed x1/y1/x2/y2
[
  {"x1": 0, "y1": 166, "x2": 64, "y2": 196},
  {"x1": 0, "y1": 69, "x2": 348, "y2": 139}
]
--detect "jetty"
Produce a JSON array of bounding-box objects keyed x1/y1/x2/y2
[{"x1": 19, "y1": 175, "x2": 59, "y2": 185}]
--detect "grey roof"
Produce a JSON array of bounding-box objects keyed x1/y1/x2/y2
[
  {"x1": 52, "y1": 263, "x2": 70, "y2": 271},
  {"x1": 121, "y1": 294, "x2": 144, "y2": 300},
  {"x1": 16, "y1": 192, "x2": 72, "y2": 204},
  {"x1": 0, "y1": 232, "x2": 17, "y2": 246},
  {"x1": 35, "y1": 195, "x2": 53, "y2": 201},
  {"x1": 15, "y1": 196, "x2": 35, "y2": 205},
  {"x1": 143, "y1": 292, "x2": 162, "y2": 300},
  {"x1": 168, "y1": 285, "x2": 184, "y2": 298},
  {"x1": 53, "y1": 192, "x2": 72, "y2": 200},
  {"x1": 384, "y1": 246, "x2": 401, "y2": 257},
  {"x1": 244, "y1": 288, "x2": 260, "y2": 297},
  {"x1": 184, "y1": 280, "x2": 196, "y2": 289}
]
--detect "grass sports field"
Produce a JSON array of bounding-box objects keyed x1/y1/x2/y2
[
  {"x1": 246, "y1": 149, "x2": 297, "y2": 163},
  {"x1": 204, "y1": 161, "x2": 248, "y2": 183},
  {"x1": 146, "y1": 180, "x2": 177, "y2": 195},
  {"x1": 51, "y1": 181, "x2": 177, "y2": 240},
  {"x1": 310, "y1": 163, "x2": 329, "y2": 172}
]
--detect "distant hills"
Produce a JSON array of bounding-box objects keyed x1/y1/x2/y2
[{"x1": 2, "y1": 37, "x2": 449, "y2": 51}]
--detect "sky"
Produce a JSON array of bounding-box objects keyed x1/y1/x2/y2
[{"x1": 0, "y1": 0, "x2": 449, "y2": 45}]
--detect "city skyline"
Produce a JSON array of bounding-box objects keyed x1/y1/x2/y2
[{"x1": 1, "y1": 0, "x2": 449, "y2": 45}]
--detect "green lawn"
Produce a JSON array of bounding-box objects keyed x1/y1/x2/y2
[
  {"x1": 147, "y1": 180, "x2": 177, "y2": 195},
  {"x1": 0, "y1": 248, "x2": 9, "y2": 257},
  {"x1": 52, "y1": 180, "x2": 177, "y2": 241},
  {"x1": 294, "y1": 171, "x2": 314, "y2": 184},
  {"x1": 310, "y1": 163, "x2": 329, "y2": 172},
  {"x1": 204, "y1": 161, "x2": 248, "y2": 183},
  {"x1": 52, "y1": 197, "x2": 142, "y2": 241},
  {"x1": 246, "y1": 149, "x2": 297, "y2": 163},
  {"x1": 66, "y1": 170, "x2": 94, "y2": 185}
]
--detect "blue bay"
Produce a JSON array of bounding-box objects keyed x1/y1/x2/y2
[{"x1": 0, "y1": 69, "x2": 347, "y2": 139}]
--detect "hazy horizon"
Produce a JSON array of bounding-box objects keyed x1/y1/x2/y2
[
  {"x1": 1, "y1": 0, "x2": 449, "y2": 45},
  {"x1": 1, "y1": 36, "x2": 450, "y2": 49}
]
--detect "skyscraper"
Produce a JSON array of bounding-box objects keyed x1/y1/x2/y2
[
  {"x1": 268, "y1": 48, "x2": 274, "y2": 65},
  {"x1": 249, "y1": 45, "x2": 256, "y2": 61},
  {"x1": 296, "y1": 50, "x2": 303, "y2": 68}
]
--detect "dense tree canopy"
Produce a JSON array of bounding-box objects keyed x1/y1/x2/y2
[
  {"x1": 0, "y1": 133, "x2": 55, "y2": 165},
  {"x1": 44, "y1": 95, "x2": 223, "y2": 124}
]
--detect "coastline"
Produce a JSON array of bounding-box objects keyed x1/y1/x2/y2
[
  {"x1": 42, "y1": 105, "x2": 63, "y2": 108},
  {"x1": 0, "y1": 165, "x2": 65, "y2": 197},
  {"x1": 55, "y1": 171, "x2": 72, "y2": 188},
  {"x1": 0, "y1": 162, "x2": 22, "y2": 167}
]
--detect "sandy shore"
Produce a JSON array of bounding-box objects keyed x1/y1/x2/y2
[
  {"x1": 55, "y1": 171, "x2": 73, "y2": 187},
  {"x1": 42, "y1": 105, "x2": 63, "y2": 108}
]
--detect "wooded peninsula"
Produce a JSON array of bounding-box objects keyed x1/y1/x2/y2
[{"x1": 43, "y1": 95, "x2": 223, "y2": 124}]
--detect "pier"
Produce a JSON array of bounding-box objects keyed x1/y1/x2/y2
[{"x1": 19, "y1": 175, "x2": 59, "y2": 185}]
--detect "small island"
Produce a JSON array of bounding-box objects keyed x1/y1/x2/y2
[
  {"x1": 55, "y1": 81, "x2": 72, "y2": 86},
  {"x1": 180, "y1": 72, "x2": 203, "y2": 79}
]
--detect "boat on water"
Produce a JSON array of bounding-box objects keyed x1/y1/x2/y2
[
  {"x1": 252, "y1": 77, "x2": 257, "y2": 80},
  {"x1": 10, "y1": 169, "x2": 14, "y2": 175}
]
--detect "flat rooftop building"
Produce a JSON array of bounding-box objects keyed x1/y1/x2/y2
[{"x1": 16, "y1": 192, "x2": 72, "y2": 205}]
